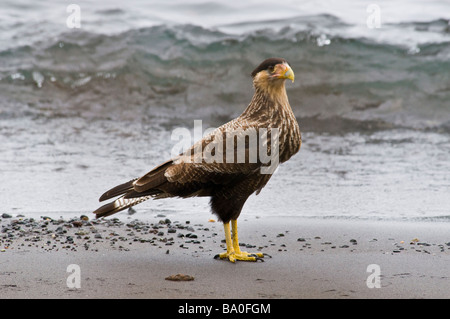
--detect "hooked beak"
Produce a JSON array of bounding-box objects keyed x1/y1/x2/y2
[{"x1": 274, "y1": 63, "x2": 295, "y2": 83}]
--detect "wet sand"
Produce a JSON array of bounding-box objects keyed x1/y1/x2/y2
[{"x1": 1, "y1": 214, "x2": 449, "y2": 299}]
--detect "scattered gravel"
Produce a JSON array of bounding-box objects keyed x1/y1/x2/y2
[
  {"x1": 0, "y1": 215, "x2": 219, "y2": 253},
  {"x1": 1, "y1": 214, "x2": 448, "y2": 256}
]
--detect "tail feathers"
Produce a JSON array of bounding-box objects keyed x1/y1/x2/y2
[
  {"x1": 94, "y1": 195, "x2": 152, "y2": 218},
  {"x1": 99, "y1": 179, "x2": 137, "y2": 202},
  {"x1": 123, "y1": 188, "x2": 162, "y2": 199}
]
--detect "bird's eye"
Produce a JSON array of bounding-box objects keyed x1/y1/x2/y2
[{"x1": 268, "y1": 66, "x2": 275, "y2": 73}]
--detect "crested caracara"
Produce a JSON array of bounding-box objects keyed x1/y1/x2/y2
[{"x1": 93, "y1": 57, "x2": 301, "y2": 262}]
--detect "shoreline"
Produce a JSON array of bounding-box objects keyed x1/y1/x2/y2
[{"x1": 1, "y1": 214, "x2": 449, "y2": 299}]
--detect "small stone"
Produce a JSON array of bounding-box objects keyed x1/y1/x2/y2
[
  {"x1": 1, "y1": 213, "x2": 12, "y2": 219},
  {"x1": 417, "y1": 242, "x2": 431, "y2": 246},
  {"x1": 165, "y1": 273, "x2": 194, "y2": 281},
  {"x1": 55, "y1": 226, "x2": 66, "y2": 234},
  {"x1": 72, "y1": 220, "x2": 83, "y2": 227},
  {"x1": 297, "y1": 238, "x2": 306, "y2": 242}
]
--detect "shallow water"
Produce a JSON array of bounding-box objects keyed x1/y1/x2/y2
[
  {"x1": 1, "y1": 1, "x2": 449, "y2": 221},
  {"x1": 2, "y1": 114, "x2": 449, "y2": 221}
]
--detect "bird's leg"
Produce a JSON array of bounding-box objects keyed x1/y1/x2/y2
[
  {"x1": 215, "y1": 220, "x2": 264, "y2": 262},
  {"x1": 215, "y1": 222, "x2": 236, "y2": 262},
  {"x1": 231, "y1": 219, "x2": 264, "y2": 261}
]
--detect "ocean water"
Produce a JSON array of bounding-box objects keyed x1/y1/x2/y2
[{"x1": 1, "y1": 0, "x2": 449, "y2": 221}]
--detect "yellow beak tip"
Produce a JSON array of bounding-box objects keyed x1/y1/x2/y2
[{"x1": 284, "y1": 70, "x2": 295, "y2": 83}]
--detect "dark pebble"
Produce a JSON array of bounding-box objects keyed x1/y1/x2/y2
[
  {"x1": 72, "y1": 221, "x2": 83, "y2": 227},
  {"x1": 297, "y1": 238, "x2": 306, "y2": 242},
  {"x1": 417, "y1": 242, "x2": 431, "y2": 246},
  {"x1": 1, "y1": 213, "x2": 12, "y2": 219}
]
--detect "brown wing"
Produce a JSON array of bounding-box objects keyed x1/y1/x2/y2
[{"x1": 94, "y1": 118, "x2": 271, "y2": 218}]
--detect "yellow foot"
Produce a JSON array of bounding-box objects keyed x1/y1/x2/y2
[
  {"x1": 215, "y1": 220, "x2": 265, "y2": 262},
  {"x1": 214, "y1": 251, "x2": 265, "y2": 263}
]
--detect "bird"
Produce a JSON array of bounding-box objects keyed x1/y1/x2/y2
[{"x1": 93, "y1": 57, "x2": 301, "y2": 262}]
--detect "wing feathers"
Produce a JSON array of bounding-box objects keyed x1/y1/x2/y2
[
  {"x1": 99, "y1": 179, "x2": 137, "y2": 202},
  {"x1": 94, "y1": 117, "x2": 271, "y2": 219},
  {"x1": 135, "y1": 160, "x2": 172, "y2": 192}
]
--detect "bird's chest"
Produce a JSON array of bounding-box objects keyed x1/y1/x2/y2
[{"x1": 271, "y1": 110, "x2": 301, "y2": 163}]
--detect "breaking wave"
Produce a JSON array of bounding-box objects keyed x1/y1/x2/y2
[{"x1": 1, "y1": 14, "x2": 450, "y2": 133}]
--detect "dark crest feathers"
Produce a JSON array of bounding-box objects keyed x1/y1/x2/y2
[{"x1": 251, "y1": 57, "x2": 288, "y2": 78}]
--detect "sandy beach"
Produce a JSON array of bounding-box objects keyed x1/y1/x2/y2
[
  {"x1": 1, "y1": 214, "x2": 449, "y2": 299},
  {"x1": 2, "y1": 0, "x2": 450, "y2": 307}
]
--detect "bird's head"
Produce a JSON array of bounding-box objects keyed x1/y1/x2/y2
[{"x1": 251, "y1": 58, "x2": 295, "y2": 93}]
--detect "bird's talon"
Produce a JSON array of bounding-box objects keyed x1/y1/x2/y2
[{"x1": 215, "y1": 250, "x2": 265, "y2": 262}]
